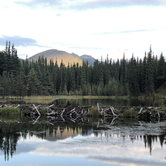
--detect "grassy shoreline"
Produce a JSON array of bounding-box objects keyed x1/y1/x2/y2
[
  {"x1": 1, "y1": 95, "x2": 165, "y2": 107},
  {"x1": 1, "y1": 94, "x2": 165, "y2": 101},
  {"x1": 23, "y1": 96, "x2": 54, "y2": 104},
  {"x1": 53, "y1": 95, "x2": 130, "y2": 99}
]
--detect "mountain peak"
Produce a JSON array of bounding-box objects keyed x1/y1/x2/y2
[
  {"x1": 71, "y1": 53, "x2": 96, "y2": 66},
  {"x1": 28, "y1": 49, "x2": 83, "y2": 66}
]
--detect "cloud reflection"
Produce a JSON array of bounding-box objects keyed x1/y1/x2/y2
[
  {"x1": 88, "y1": 156, "x2": 166, "y2": 166},
  {"x1": 15, "y1": 131, "x2": 166, "y2": 166},
  {"x1": 1, "y1": 123, "x2": 166, "y2": 166}
]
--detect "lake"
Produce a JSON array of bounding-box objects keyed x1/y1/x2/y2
[
  {"x1": 0, "y1": 118, "x2": 166, "y2": 166},
  {"x1": 2, "y1": 96, "x2": 164, "y2": 107},
  {"x1": 53, "y1": 98, "x2": 163, "y2": 107}
]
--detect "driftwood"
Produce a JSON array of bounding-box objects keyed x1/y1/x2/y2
[
  {"x1": 46, "y1": 106, "x2": 86, "y2": 124},
  {"x1": 33, "y1": 104, "x2": 41, "y2": 116},
  {"x1": 110, "y1": 116, "x2": 118, "y2": 125},
  {"x1": 110, "y1": 107, "x2": 118, "y2": 117},
  {"x1": 97, "y1": 103, "x2": 100, "y2": 114},
  {"x1": 0, "y1": 103, "x2": 166, "y2": 124},
  {"x1": 15, "y1": 104, "x2": 20, "y2": 108},
  {"x1": 33, "y1": 115, "x2": 40, "y2": 125},
  {"x1": 138, "y1": 107, "x2": 143, "y2": 114}
]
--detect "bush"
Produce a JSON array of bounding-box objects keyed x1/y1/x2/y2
[
  {"x1": 40, "y1": 107, "x2": 47, "y2": 115},
  {"x1": 124, "y1": 109, "x2": 131, "y2": 118},
  {"x1": 91, "y1": 106, "x2": 99, "y2": 117},
  {"x1": 0, "y1": 106, "x2": 20, "y2": 115},
  {"x1": 124, "y1": 108, "x2": 137, "y2": 118}
]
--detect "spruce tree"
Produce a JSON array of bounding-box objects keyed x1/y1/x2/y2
[
  {"x1": 0, "y1": 51, "x2": 5, "y2": 75},
  {"x1": 27, "y1": 68, "x2": 40, "y2": 96},
  {"x1": 156, "y1": 53, "x2": 166, "y2": 88},
  {"x1": 146, "y1": 46, "x2": 155, "y2": 96}
]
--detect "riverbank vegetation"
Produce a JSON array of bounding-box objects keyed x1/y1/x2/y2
[
  {"x1": 0, "y1": 103, "x2": 166, "y2": 123},
  {"x1": 0, "y1": 106, "x2": 20, "y2": 115},
  {"x1": 24, "y1": 96, "x2": 54, "y2": 104},
  {"x1": 0, "y1": 42, "x2": 166, "y2": 98}
]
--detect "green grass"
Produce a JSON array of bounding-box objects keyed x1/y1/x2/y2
[
  {"x1": 24, "y1": 96, "x2": 54, "y2": 104},
  {"x1": 54, "y1": 95, "x2": 83, "y2": 99},
  {"x1": 0, "y1": 106, "x2": 20, "y2": 115},
  {"x1": 54, "y1": 95, "x2": 129, "y2": 99}
]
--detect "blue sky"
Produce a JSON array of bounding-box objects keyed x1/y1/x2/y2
[{"x1": 0, "y1": 0, "x2": 166, "y2": 60}]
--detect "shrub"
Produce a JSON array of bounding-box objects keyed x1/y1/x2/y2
[
  {"x1": 0, "y1": 106, "x2": 20, "y2": 115},
  {"x1": 124, "y1": 108, "x2": 137, "y2": 118},
  {"x1": 40, "y1": 107, "x2": 47, "y2": 115},
  {"x1": 124, "y1": 109, "x2": 131, "y2": 118},
  {"x1": 91, "y1": 106, "x2": 99, "y2": 117}
]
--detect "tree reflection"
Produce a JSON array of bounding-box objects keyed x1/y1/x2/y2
[
  {"x1": 0, "y1": 124, "x2": 20, "y2": 160},
  {"x1": 0, "y1": 122, "x2": 93, "y2": 160},
  {"x1": 0, "y1": 120, "x2": 166, "y2": 161},
  {"x1": 143, "y1": 134, "x2": 166, "y2": 155}
]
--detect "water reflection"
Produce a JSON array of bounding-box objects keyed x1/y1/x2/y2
[
  {"x1": 0, "y1": 122, "x2": 93, "y2": 161},
  {"x1": 53, "y1": 98, "x2": 137, "y2": 106},
  {"x1": 53, "y1": 98, "x2": 162, "y2": 107},
  {"x1": 0, "y1": 119, "x2": 166, "y2": 166},
  {"x1": 1, "y1": 97, "x2": 164, "y2": 107}
]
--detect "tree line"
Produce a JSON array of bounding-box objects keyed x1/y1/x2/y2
[{"x1": 0, "y1": 42, "x2": 166, "y2": 98}]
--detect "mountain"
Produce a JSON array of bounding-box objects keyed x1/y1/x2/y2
[
  {"x1": 80, "y1": 54, "x2": 96, "y2": 66},
  {"x1": 28, "y1": 49, "x2": 83, "y2": 66},
  {"x1": 71, "y1": 53, "x2": 79, "y2": 58},
  {"x1": 72, "y1": 53, "x2": 96, "y2": 66}
]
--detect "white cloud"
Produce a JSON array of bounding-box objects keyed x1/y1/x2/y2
[
  {"x1": 14, "y1": 0, "x2": 166, "y2": 10},
  {"x1": 0, "y1": 1, "x2": 166, "y2": 60}
]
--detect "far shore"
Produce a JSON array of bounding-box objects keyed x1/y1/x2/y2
[{"x1": 0, "y1": 94, "x2": 165, "y2": 105}]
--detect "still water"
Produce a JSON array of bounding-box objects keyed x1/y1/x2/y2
[
  {"x1": 53, "y1": 98, "x2": 163, "y2": 107},
  {"x1": 0, "y1": 118, "x2": 166, "y2": 166}
]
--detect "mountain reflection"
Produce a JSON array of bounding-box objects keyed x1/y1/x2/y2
[
  {"x1": 0, "y1": 120, "x2": 166, "y2": 161},
  {"x1": 0, "y1": 122, "x2": 93, "y2": 160}
]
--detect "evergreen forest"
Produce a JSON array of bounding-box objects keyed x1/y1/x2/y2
[{"x1": 0, "y1": 41, "x2": 166, "y2": 98}]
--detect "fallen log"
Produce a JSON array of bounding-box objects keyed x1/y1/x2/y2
[
  {"x1": 33, "y1": 104, "x2": 41, "y2": 116},
  {"x1": 110, "y1": 107, "x2": 117, "y2": 117},
  {"x1": 33, "y1": 116, "x2": 41, "y2": 125},
  {"x1": 110, "y1": 116, "x2": 118, "y2": 125},
  {"x1": 138, "y1": 107, "x2": 143, "y2": 114}
]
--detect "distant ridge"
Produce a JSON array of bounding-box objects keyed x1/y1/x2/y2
[
  {"x1": 80, "y1": 54, "x2": 96, "y2": 66},
  {"x1": 28, "y1": 49, "x2": 83, "y2": 66},
  {"x1": 72, "y1": 53, "x2": 96, "y2": 66}
]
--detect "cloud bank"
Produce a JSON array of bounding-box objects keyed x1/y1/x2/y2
[
  {"x1": 94, "y1": 28, "x2": 163, "y2": 35},
  {"x1": 0, "y1": 35, "x2": 42, "y2": 47},
  {"x1": 15, "y1": 0, "x2": 166, "y2": 10}
]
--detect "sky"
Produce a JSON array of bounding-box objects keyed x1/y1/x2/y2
[{"x1": 0, "y1": 0, "x2": 166, "y2": 60}]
